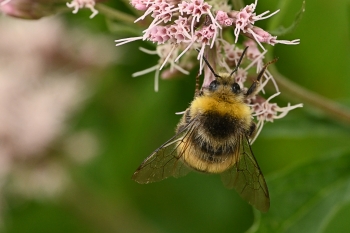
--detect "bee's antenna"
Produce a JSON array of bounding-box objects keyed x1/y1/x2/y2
[
  {"x1": 196, "y1": 49, "x2": 221, "y2": 78},
  {"x1": 230, "y1": 46, "x2": 249, "y2": 76}
]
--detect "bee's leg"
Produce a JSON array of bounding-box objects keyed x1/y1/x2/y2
[
  {"x1": 245, "y1": 58, "x2": 278, "y2": 98},
  {"x1": 248, "y1": 122, "x2": 256, "y2": 139},
  {"x1": 184, "y1": 108, "x2": 191, "y2": 123},
  {"x1": 176, "y1": 108, "x2": 191, "y2": 133},
  {"x1": 194, "y1": 72, "x2": 201, "y2": 97}
]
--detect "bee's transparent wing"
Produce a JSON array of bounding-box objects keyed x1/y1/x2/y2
[
  {"x1": 132, "y1": 119, "x2": 199, "y2": 184},
  {"x1": 221, "y1": 135, "x2": 270, "y2": 212}
]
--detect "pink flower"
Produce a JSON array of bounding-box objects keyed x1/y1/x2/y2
[
  {"x1": 179, "y1": 0, "x2": 211, "y2": 18},
  {"x1": 215, "y1": 10, "x2": 233, "y2": 26},
  {"x1": 243, "y1": 26, "x2": 300, "y2": 50},
  {"x1": 250, "y1": 93, "x2": 303, "y2": 143},
  {"x1": 195, "y1": 24, "x2": 215, "y2": 45},
  {"x1": 226, "y1": 0, "x2": 298, "y2": 50},
  {"x1": 130, "y1": 0, "x2": 148, "y2": 11},
  {"x1": 148, "y1": 25, "x2": 171, "y2": 44}
]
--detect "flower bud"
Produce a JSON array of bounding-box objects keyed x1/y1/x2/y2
[{"x1": 0, "y1": 0, "x2": 63, "y2": 19}]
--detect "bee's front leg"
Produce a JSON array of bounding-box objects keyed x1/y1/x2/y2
[{"x1": 245, "y1": 58, "x2": 278, "y2": 98}]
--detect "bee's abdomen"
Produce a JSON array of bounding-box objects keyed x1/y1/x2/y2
[
  {"x1": 180, "y1": 133, "x2": 239, "y2": 173},
  {"x1": 191, "y1": 136, "x2": 235, "y2": 157}
]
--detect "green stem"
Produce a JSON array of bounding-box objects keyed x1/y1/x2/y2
[
  {"x1": 268, "y1": 65, "x2": 350, "y2": 125},
  {"x1": 95, "y1": 4, "x2": 136, "y2": 24}
]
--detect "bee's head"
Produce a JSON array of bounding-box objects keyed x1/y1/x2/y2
[
  {"x1": 201, "y1": 47, "x2": 248, "y2": 97},
  {"x1": 207, "y1": 75, "x2": 241, "y2": 95}
]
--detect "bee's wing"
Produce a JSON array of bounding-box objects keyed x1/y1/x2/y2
[
  {"x1": 220, "y1": 135, "x2": 270, "y2": 212},
  {"x1": 132, "y1": 118, "x2": 199, "y2": 184}
]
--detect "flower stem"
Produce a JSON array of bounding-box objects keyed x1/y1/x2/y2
[
  {"x1": 231, "y1": 0, "x2": 244, "y2": 10},
  {"x1": 269, "y1": 65, "x2": 350, "y2": 125},
  {"x1": 95, "y1": 4, "x2": 136, "y2": 25}
]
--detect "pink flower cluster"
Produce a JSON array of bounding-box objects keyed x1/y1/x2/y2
[
  {"x1": 115, "y1": 0, "x2": 302, "y2": 136},
  {"x1": 250, "y1": 93, "x2": 302, "y2": 142},
  {"x1": 215, "y1": 0, "x2": 299, "y2": 50},
  {"x1": 116, "y1": 0, "x2": 221, "y2": 64},
  {"x1": 131, "y1": 0, "x2": 148, "y2": 11},
  {"x1": 116, "y1": 0, "x2": 299, "y2": 78},
  {"x1": 215, "y1": 10, "x2": 233, "y2": 26}
]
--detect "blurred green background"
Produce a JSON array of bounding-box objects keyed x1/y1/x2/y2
[{"x1": 2, "y1": 0, "x2": 350, "y2": 233}]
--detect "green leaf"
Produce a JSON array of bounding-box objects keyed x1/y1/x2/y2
[
  {"x1": 248, "y1": 150, "x2": 350, "y2": 233},
  {"x1": 270, "y1": 0, "x2": 306, "y2": 36}
]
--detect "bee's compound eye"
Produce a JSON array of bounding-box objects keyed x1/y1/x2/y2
[
  {"x1": 209, "y1": 80, "x2": 219, "y2": 91},
  {"x1": 231, "y1": 83, "x2": 241, "y2": 94}
]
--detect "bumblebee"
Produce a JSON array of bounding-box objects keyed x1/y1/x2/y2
[{"x1": 133, "y1": 47, "x2": 274, "y2": 212}]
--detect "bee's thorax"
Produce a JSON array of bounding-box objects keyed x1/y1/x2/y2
[{"x1": 189, "y1": 94, "x2": 251, "y2": 127}]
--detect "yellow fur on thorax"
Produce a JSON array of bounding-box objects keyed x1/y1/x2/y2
[{"x1": 190, "y1": 94, "x2": 252, "y2": 125}]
